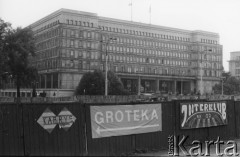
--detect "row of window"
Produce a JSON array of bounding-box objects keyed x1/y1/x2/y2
[
  {"x1": 36, "y1": 38, "x2": 59, "y2": 51},
  {"x1": 235, "y1": 69, "x2": 240, "y2": 75},
  {"x1": 101, "y1": 54, "x2": 190, "y2": 67},
  {"x1": 66, "y1": 19, "x2": 94, "y2": 28},
  {"x1": 62, "y1": 29, "x2": 99, "y2": 39},
  {"x1": 61, "y1": 38, "x2": 190, "y2": 55},
  {"x1": 99, "y1": 25, "x2": 191, "y2": 42},
  {"x1": 59, "y1": 48, "x2": 191, "y2": 62},
  {"x1": 35, "y1": 20, "x2": 59, "y2": 34},
  {"x1": 64, "y1": 18, "x2": 191, "y2": 42},
  {"x1": 61, "y1": 29, "x2": 191, "y2": 50},
  {"x1": 60, "y1": 59, "x2": 221, "y2": 77},
  {"x1": 193, "y1": 46, "x2": 222, "y2": 54},
  {"x1": 36, "y1": 28, "x2": 60, "y2": 43},
  {"x1": 201, "y1": 38, "x2": 218, "y2": 45},
  {"x1": 34, "y1": 48, "x2": 221, "y2": 70},
  {"x1": 62, "y1": 39, "x2": 99, "y2": 49},
  {"x1": 235, "y1": 62, "x2": 240, "y2": 68},
  {"x1": 197, "y1": 54, "x2": 222, "y2": 62},
  {"x1": 35, "y1": 48, "x2": 59, "y2": 61}
]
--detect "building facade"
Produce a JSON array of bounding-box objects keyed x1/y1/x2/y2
[
  {"x1": 10, "y1": 8, "x2": 222, "y2": 97},
  {"x1": 229, "y1": 51, "x2": 240, "y2": 78}
]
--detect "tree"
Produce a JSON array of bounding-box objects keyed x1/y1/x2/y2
[
  {"x1": 75, "y1": 70, "x2": 130, "y2": 95},
  {"x1": 107, "y1": 71, "x2": 130, "y2": 95},
  {"x1": 75, "y1": 70, "x2": 105, "y2": 95},
  {"x1": 1, "y1": 19, "x2": 37, "y2": 97},
  {"x1": 0, "y1": 18, "x2": 12, "y2": 83},
  {"x1": 212, "y1": 72, "x2": 240, "y2": 95}
]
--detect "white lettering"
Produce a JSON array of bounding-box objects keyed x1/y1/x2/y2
[
  {"x1": 141, "y1": 109, "x2": 149, "y2": 121},
  {"x1": 181, "y1": 105, "x2": 187, "y2": 127},
  {"x1": 217, "y1": 103, "x2": 222, "y2": 113},
  {"x1": 209, "y1": 103, "x2": 213, "y2": 111},
  {"x1": 151, "y1": 109, "x2": 158, "y2": 120},
  {"x1": 189, "y1": 105, "x2": 192, "y2": 116},
  {"x1": 95, "y1": 112, "x2": 104, "y2": 124},
  {"x1": 200, "y1": 104, "x2": 203, "y2": 111},
  {"x1": 204, "y1": 104, "x2": 208, "y2": 111},
  {"x1": 222, "y1": 103, "x2": 226, "y2": 120},
  {"x1": 106, "y1": 111, "x2": 113, "y2": 123},
  {"x1": 133, "y1": 110, "x2": 140, "y2": 121},
  {"x1": 115, "y1": 110, "x2": 124, "y2": 122},
  {"x1": 125, "y1": 110, "x2": 132, "y2": 122}
]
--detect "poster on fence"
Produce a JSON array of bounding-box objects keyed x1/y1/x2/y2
[
  {"x1": 90, "y1": 104, "x2": 162, "y2": 138},
  {"x1": 180, "y1": 102, "x2": 227, "y2": 129}
]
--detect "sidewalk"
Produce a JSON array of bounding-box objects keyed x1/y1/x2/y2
[{"x1": 133, "y1": 138, "x2": 240, "y2": 157}]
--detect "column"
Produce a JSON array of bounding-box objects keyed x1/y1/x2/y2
[
  {"x1": 39, "y1": 75, "x2": 41, "y2": 88},
  {"x1": 137, "y1": 76, "x2": 141, "y2": 95},
  {"x1": 58, "y1": 73, "x2": 61, "y2": 89},
  {"x1": 174, "y1": 80, "x2": 177, "y2": 94},
  {"x1": 51, "y1": 74, "x2": 53, "y2": 89},
  {"x1": 44, "y1": 74, "x2": 47, "y2": 89},
  {"x1": 156, "y1": 79, "x2": 159, "y2": 93}
]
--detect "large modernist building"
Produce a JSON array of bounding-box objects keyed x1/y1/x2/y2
[
  {"x1": 229, "y1": 51, "x2": 240, "y2": 78},
  {"x1": 2, "y1": 8, "x2": 223, "y2": 97}
]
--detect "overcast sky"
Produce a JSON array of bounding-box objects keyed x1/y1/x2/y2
[{"x1": 1, "y1": 0, "x2": 239, "y2": 71}]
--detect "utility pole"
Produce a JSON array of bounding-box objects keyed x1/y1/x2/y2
[{"x1": 104, "y1": 37, "x2": 117, "y2": 96}]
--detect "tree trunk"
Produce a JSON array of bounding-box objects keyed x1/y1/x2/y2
[{"x1": 16, "y1": 76, "x2": 21, "y2": 97}]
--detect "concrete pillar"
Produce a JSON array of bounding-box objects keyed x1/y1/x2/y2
[
  {"x1": 174, "y1": 80, "x2": 177, "y2": 94},
  {"x1": 138, "y1": 76, "x2": 141, "y2": 95},
  {"x1": 44, "y1": 74, "x2": 47, "y2": 89},
  {"x1": 58, "y1": 73, "x2": 61, "y2": 89},
  {"x1": 156, "y1": 79, "x2": 159, "y2": 93},
  {"x1": 51, "y1": 74, "x2": 53, "y2": 88},
  {"x1": 39, "y1": 75, "x2": 41, "y2": 88}
]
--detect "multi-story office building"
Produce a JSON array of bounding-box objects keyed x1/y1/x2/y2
[
  {"x1": 2, "y1": 8, "x2": 223, "y2": 97},
  {"x1": 229, "y1": 51, "x2": 240, "y2": 78}
]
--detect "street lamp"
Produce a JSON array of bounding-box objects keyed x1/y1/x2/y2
[
  {"x1": 181, "y1": 71, "x2": 184, "y2": 95},
  {"x1": 101, "y1": 37, "x2": 117, "y2": 96},
  {"x1": 221, "y1": 77, "x2": 224, "y2": 96},
  {"x1": 199, "y1": 49, "x2": 212, "y2": 95}
]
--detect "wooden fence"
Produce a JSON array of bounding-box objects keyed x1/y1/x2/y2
[{"x1": 0, "y1": 100, "x2": 240, "y2": 156}]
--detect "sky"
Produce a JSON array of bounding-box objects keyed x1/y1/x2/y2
[{"x1": 1, "y1": 0, "x2": 240, "y2": 71}]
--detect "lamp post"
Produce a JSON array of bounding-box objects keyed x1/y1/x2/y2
[
  {"x1": 200, "y1": 62, "x2": 203, "y2": 95},
  {"x1": 181, "y1": 71, "x2": 184, "y2": 95},
  {"x1": 221, "y1": 77, "x2": 223, "y2": 96},
  {"x1": 103, "y1": 37, "x2": 117, "y2": 96},
  {"x1": 200, "y1": 49, "x2": 212, "y2": 95}
]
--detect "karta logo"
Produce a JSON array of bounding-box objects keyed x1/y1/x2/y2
[
  {"x1": 168, "y1": 135, "x2": 239, "y2": 156},
  {"x1": 180, "y1": 102, "x2": 227, "y2": 129}
]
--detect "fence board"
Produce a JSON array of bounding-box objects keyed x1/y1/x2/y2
[
  {"x1": 135, "y1": 102, "x2": 174, "y2": 151},
  {"x1": 22, "y1": 103, "x2": 86, "y2": 156},
  {"x1": 208, "y1": 100, "x2": 236, "y2": 141},
  {"x1": 0, "y1": 104, "x2": 23, "y2": 156},
  {"x1": 174, "y1": 100, "x2": 208, "y2": 144},
  {"x1": 86, "y1": 103, "x2": 134, "y2": 156},
  {"x1": 1, "y1": 99, "x2": 240, "y2": 156},
  {"x1": 234, "y1": 101, "x2": 240, "y2": 138}
]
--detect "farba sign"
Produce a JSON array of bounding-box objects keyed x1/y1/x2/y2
[
  {"x1": 91, "y1": 104, "x2": 162, "y2": 138},
  {"x1": 180, "y1": 102, "x2": 227, "y2": 129},
  {"x1": 37, "y1": 107, "x2": 76, "y2": 133}
]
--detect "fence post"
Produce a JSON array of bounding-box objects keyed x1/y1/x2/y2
[
  {"x1": 234, "y1": 100, "x2": 238, "y2": 138},
  {"x1": 83, "y1": 103, "x2": 88, "y2": 156},
  {"x1": 18, "y1": 102, "x2": 27, "y2": 156}
]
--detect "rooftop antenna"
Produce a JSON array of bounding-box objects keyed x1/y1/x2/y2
[{"x1": 129, "y1": 0, "x2": 133, "y2": 21}]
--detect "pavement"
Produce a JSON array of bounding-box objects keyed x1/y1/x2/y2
[{"x1": 132, "y1": 138, "x2": 240, "y2": 157}]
